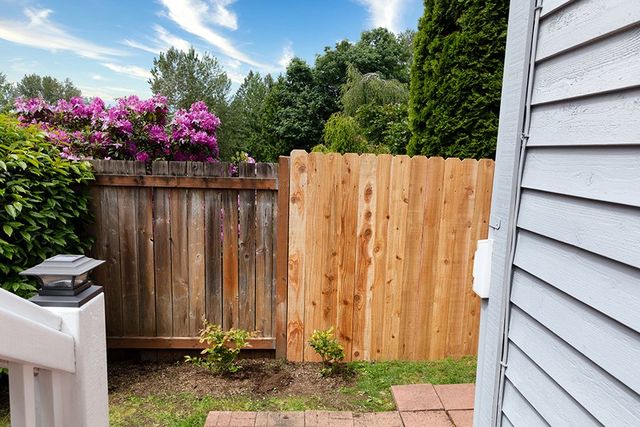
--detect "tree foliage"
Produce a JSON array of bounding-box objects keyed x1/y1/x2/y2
[
  {"x1": 341, "y1": 66, "x2": 408, "y2": 116},
  {"x1": 14, "y1": 74, "x2": 81, "y2": 104},
  {"x1": 0, "y1": 73, "x2": 15, "y2": 112},
  {"x1": 319, "y1": 113, "x2": 368, "y2": 154},
  {"x1": 0, "y1": 115, "x2": 94, "y2": 297},
  {"x1": 355, "y1": 103, "x2": 410, "y2": 155},
  {"x1": 408, "y1": 0, "x2": 508, "y2": 159},
  {"x1": 150, "y1": 47, "x2": 234, "y2": 158},
  {"x1": 227, "y1": 71, "x2": 269, "y2": 159}
]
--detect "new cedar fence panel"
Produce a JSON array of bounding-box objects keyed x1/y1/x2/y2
[
  {"x1": 286, "y1": 151, "x2": 495, "y2": 361},
  {"x1": 88, "y1": 159, "x2": 284, "y2": 354}
]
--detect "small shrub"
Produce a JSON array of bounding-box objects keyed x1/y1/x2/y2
[
  {"x1": 185, "y1": 321, "x2": 256, "y2": 374},
  {"x1": 0, "y1": 114, "x2": 94, "y2": 297},
  {"x1": 308, "y1": 327, "x2": 345, "y2": 376}
]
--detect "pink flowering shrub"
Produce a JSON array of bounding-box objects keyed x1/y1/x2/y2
[{"x1": 14, "y1": 95, "x2": 220, "y2": 162}]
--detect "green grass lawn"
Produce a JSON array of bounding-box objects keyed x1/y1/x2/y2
[{"x1": 109, "y1": 356, "x2": 476, "y2": 427}]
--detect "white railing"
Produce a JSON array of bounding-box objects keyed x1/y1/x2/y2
[{"x1": 0, "y1": 288, "x2": 108, "y2": 427}]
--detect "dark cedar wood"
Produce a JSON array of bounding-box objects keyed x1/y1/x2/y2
[
  {"x1": 187, "y1": 162, "x2": 206, "y2": 335},
  {"x1": 117, "y1": 161, "x2": 140, "y2": 336},
  {"x1": 103, "y1": 161, "x2": 123, "y2": 336},
  {"x1": 152, "y1": 161, "x2": 173, "y2": 337},
  {"x1": 222, "y1": 164, "x2": 240, "y2": 330},
  {"x1": 275, "y1": 157, "x2": 290, "y2": 358},
  {"x1": 169, "y1": 162, "x2": 190, "y2": 336},
  {"x1": 238, "y1": 163, "x2": 257, "y2": 331},
  {"x1": 88, "y1": 160, "x2": 108, "y2": 317},
  {"x1": 94, "y1": 174, "x2": 277, "y2": 190},
  {"x1": 256, "y1": 163, "x2": 276, "y2": 336},
  {"x1": 107, "y1": 337, "x2": 275, "y2": 350},
  {"x1": 135, "y1": 161, "x2": 156, "y2": 336},
  {"x1": 203, "y1": 162, "x2": 225, "y2": 326}
]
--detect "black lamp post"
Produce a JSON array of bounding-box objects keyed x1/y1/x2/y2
[{"x1": 20, "y1": 254, "x2": 105, "y2": 307}]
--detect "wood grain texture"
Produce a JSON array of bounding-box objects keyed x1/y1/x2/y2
[
  {"x1": 532, "y1": 26, "x2": 640, "y2": 105},
  {"x1": 169, "y1": 162, "x2": 189, "y2": 337},
  {"x1": 136, "y1": 161, "x2": 156, "y2": 337},
  {"x1": 107, "y1": 336, "x2": 275, "y2": 350},
  {"x1": 187, "y1": 162, "x2": 205, "y2": 336},
  {"x1": 286, "y1": 151, "x2": 308, "y2": 361},
  {"x1": 203, "y1": 162, "x2": 225, "y2": 327},
  {"x1": 152, "y1": 161, "x2": 172, "y2": 337},
  {"x1": 398, "y1": 156, "x2": 428, "y2": 360},
  {"x1": 514, "y1": 230, "x2": 640, "y2": 334},
  {"x1": 370, "y1": 154, "x2": 392, "y2": 360},
  {"x1": 537, "y1": 0, "x2": 640, "y2": 61},
  {"x1": 522, "y1": 146, "x2": 640, "y2": 207},
  {"x1": 256, "y1": 163, "x2": 276, "y2": 336},
  {"x1": 238, "y1": 163, "x2": 257, "y2": 331},
  {"x1": 222, "y1": 164, "x2": 240, "y2": 330},
  {"x1": 517, "y1": 189, "x2": 640, "y2": 269},
  {"x1": 93, "y1": 174, "x2": 277, "y2": 189},
  {"x1": 275, "y1": 157, "x2": 290, "y2": 358},
  {"x1": 336, "y1": 153, "x2": 359, "y2": 359},
  {"x1": 352, "y1": 154, "x2": 377, "y2": 360}
]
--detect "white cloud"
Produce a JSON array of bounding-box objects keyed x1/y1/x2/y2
[
  {"x1": 102, "y1": 63, "x2": 152, "y2": 80},
  {"x1": 124, "y1": 25, "x2": 191, "y2": 54},
  {"x1": 210, "y1": 0, "x2": 238, "y2": 30},
  {"x1": 226, "y1": 69, "x2": 245, "y2": 85},
  {"x1": 159, "y1": 0, "x2": 270, "y2": 69},
  {"x1": 278, "y1": 42, "x2": 294, "y2": 70},
  {"x1": 92, "y1": 74, "x2": 105, "y2": 80},
  {"x1": 0, "y1": 8, "x2": 125, "y2": 60},
  {"x1": 357, "y1": 0, "x2": 408, "y2": 33}
]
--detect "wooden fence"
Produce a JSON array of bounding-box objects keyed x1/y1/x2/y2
[
  {"x1": 88, "y1": 159, "x2": 289, "y2": 356},
  {"x1": 286, "y1": 151, "x2": 494, "y2": 361}
]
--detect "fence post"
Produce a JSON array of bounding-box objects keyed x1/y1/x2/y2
[{"x1": 43, "y1": 293, "x2": 109, "y2": 426}]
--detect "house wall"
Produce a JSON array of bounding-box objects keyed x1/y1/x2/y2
[{"x1": 476, "y1": 1, "x2": 640, "y2": 425}]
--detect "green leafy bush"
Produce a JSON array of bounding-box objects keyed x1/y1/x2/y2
[
  {"x1": 308, "y1": 327, "x2": 345, "y2": 376},
  {"x1": 0, "y1": 114, "x2": 94, "y2": 297},
  {"x1": 409, "y1": 0, "x2": 509, "y2": 159},
  {"x1": 185, "y1": 321, "x2": 256, "y2": 374}
]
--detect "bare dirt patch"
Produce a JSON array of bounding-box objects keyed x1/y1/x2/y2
[{"x1": 108, "y1": 358, "x2": 357, "y2": 409}]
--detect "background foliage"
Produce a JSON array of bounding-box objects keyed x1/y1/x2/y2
[
  {"x1": 0, "y1": 114, "x2": 94, "y2": 297},
  {"x1": 408, "y1": 0, "x2": 509, "y2": 159}
]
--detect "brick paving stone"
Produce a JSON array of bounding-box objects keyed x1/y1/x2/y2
[
  {"x1": 254, "y1": 411, "x2": 306, "y2": 426},
  {"x1": 391, "y1": 384, "x2": 443, "y2": 411},
  {"x1": 204, "y1": 411, "x2": 232, "y2": 426},
  {"x1": 433, "y1": 384, "x2": 475, "y2": 410},
  {"x1": 352, "y1": 412, "x2": 403, "y2": 427},
  {"x1": 400, "y1": 411, "x2": 453, "y2": 427},
  {"x1": 448, "y1": 410, "x2": 474, "y2": 427},
  {"x1": 305, "y1": 411, "x2": 353, "y2": 427}
]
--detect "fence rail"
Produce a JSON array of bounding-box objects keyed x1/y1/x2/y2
[{"x1": 286, "y1": 151, "x2": 495, "y2": 361}]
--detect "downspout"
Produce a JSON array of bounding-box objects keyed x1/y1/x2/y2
[{"x1": 492, "y1": 0, "x2": 543, "y2": 424}]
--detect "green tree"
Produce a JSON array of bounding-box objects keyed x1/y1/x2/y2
[
  {"x1": 355, "y1": 103, "x2": 411, "y2": 155},
  {"x1": 14, "y1": 74, "x2": 81, "y2": 104},
  {"x1": 319, "y1": 113, "x2": 368, "y2": 154},
  {"x1": 341, "y1": 66, "x2": 408, "y2": 116},
  {"x1": 408, "y1": 0, "x2": 509, "y2": 159},
  {"x1": 259, "y1": 59, "x2": 324, "y2": 161},
  {"x1": 149, "y1": 47, "x2": 234, "y2": 157},
  {"x1": 227, "y1": 71, "x2": 269, "y2": 159},
  {"x1": 0, "y1": 73, "x2": 15, "y2": 112}
]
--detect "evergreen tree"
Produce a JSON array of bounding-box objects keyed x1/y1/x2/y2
[
  {"x1": 15, "y1": 74, "x2": 81, "y2": 104},
  {"x1": 408, "y1": 0, "x2": 508, "y2": 159},
  {"x1": 227, "y1": 71, "x2": 269, "y2": 159}
]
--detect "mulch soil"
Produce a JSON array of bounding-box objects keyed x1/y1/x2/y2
[{"x1": 108, "y1": 358, "x2": 357, "y2": 408}]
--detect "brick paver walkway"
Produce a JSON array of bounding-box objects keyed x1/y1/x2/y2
[{"x1": 204, "y1": 383, "x2": 474, "y2": 426}]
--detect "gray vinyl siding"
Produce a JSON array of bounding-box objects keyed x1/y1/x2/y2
[{"x1": 476, "y1": 1, "x2": 640, "y2": 425}]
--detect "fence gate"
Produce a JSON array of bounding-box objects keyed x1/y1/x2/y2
[{"x1": 88, "y1": 158, "x2": 290, "y2": 357}]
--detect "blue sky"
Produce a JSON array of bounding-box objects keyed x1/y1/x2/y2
[{"x1": 0, "y1": 0, "x2": 423, "y2": 102}]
